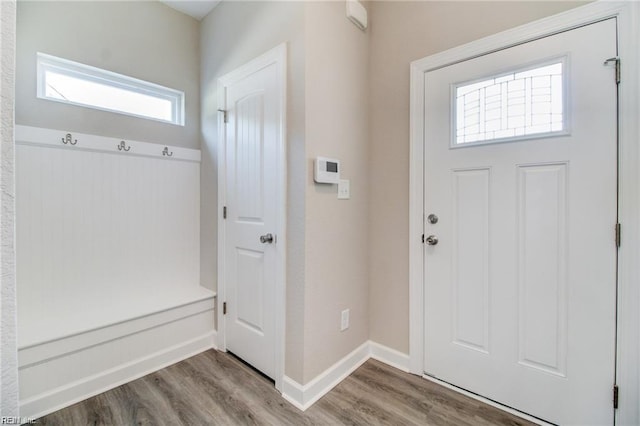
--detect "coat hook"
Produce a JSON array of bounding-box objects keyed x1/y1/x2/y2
[
  {"x1": 162, "y1": 146, "x2": 173, "y2": 157},
  {"x1": 62, "y1": 133, "x2": 78, "y2": 145},
  {"x1": 117, "y1": 141, "x2": 131, "y2": 152}
]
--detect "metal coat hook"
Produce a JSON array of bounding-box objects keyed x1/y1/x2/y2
[
  {"x1": 62, "y1": 133, "x2": 78, "y2": 145},
  {"x1": 162, "y1": 146, "x2": 173, "y2": 157},
  {"x1": 117, "y1": 141, "x2": 131, "y2": 152}
]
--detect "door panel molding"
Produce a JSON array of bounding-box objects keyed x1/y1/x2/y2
[
  {"x1": 409, "y1": 3, "x2": 639, "y2": 424},
  {"x1": 217, "y1": 43, "x2": 287, "y2": 392},
  {"x1": 516, "y1": 163, "x2": 568, "y2": 378}
]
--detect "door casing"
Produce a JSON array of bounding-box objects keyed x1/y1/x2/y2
[
  {"x1": 217, "y1": 43, "x2": 287, "y2": 392},
  {"x1": 409, "y1": 2, "x2": 640, "y2": 424}
]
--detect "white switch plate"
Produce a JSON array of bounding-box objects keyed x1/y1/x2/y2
[
  {"x1": 338, "y1": 179, "x2": 350, "y2": 200},
  {"x1": 341, "y1": 309, "x2": 350, "y2": 331}
]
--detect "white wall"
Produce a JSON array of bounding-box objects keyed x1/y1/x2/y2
[
  {"x1": 11, "y1": 1, "x2": 203, "y2": 414},
  {"x1": 368, "y1": 0, "x2": 589, "y2": 354},
  {"x1": 16, "y1": 1, "x2": 200, "y2": 149},
  {"x1": 15, "y1": 135, "x2": 201, "y2": 347},
  {"x1": 0, "y1": 0, "x2": 18, "y2": 417}
]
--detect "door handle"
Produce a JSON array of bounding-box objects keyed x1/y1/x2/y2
[
  {"x1": 260, "y1": 233, "x2": 274, "y2": 244},
  {"x1": 425, "y1": 235, "x2": 438, "y2": 246}
]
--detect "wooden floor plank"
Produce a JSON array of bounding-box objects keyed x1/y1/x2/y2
[{"x1": 37, "y1": 350, "x2": 535, "y2": 426}]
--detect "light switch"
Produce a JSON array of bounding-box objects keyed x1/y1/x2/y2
[{"x1": 338, "y1": 179, "x2": 350, "y2": 200}]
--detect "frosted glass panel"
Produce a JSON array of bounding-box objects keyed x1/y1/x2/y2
[
  {"x1": 37, "y1": 53, "x2": 185, "y2": 125},
  {"x1": 454, "y1": 62, "x2": 564, "y2": 145},
  {"x1": 45, "y1": 71, "x2": 173, "y2": 122}
]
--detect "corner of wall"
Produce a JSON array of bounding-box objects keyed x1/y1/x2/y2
[
  {"x1": 1, "y1": 0, "x2": 19, "y2": 417},
  {"x1": 301, "y1": 0, "x2": 371, "y2": 384}
]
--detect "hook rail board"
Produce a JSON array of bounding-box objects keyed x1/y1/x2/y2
[{"x1": 15, "y1": 125, "x2": 201, "y2": 162}]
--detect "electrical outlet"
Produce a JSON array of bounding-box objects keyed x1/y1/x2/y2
[
  {"x1": 341, "y1": 309, "x2": 350, "y2": 331},
  {"x1": 338, "y1": 179, "x2": 350, "y2": 200}
]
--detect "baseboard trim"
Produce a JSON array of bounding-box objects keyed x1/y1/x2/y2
[
  {"x1": 282, "y1": 340, "x2": 409, "y2": 411},
  {"x1": 21, "y1": 331, "x2": 216, "y2": 420},
  {"x1": 282, "y1": 341, "x2": 370, "y2": 411},
  {"x1": 282, "y1": 340, "x2": 548, "y2": 425},
  {"x1": 369, "y1": 341, "x2": 410, "y2": 372},
  {"x1": 211, "y1": 329, "x2": 219, "y2": 350}
]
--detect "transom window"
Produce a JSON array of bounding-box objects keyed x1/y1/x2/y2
[
  {"x1": 37, "y1": 53, "x2": 185, "y2": 126},
  {"x1": 453, "y1": 59, "x2": 566, "y2": 146}
]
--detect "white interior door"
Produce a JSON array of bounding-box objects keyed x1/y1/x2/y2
[
  {"x1": 423, "y1": 19, "x2": 618, "y2": 425},
  {"x1": 222, "y1": 59, "x2": 281, "y2": 380}
]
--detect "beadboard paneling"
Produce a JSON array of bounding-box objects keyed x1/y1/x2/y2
[{"x1": 16, "y1": 130, "x2": 201, "y2": 348}]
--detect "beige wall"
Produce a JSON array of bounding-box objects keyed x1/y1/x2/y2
[
  {"x1": 303, "y1": 1, "x2": 370, "y2": 382},
  {"x1": 200, "y1": 1, "x2": 307, "y2": 382},
  {"x1": 16, "y1": 1, "x2": 200, "y2": 148},
  {"x1": 368, "y1": 1, "x2": 589, "y2": 353},
  {"x1": 201, "y1": 0, "x2": 371, "y2": 384}
]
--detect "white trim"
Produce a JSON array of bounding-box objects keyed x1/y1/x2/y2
[
  {"x1": 37, "y1": 53, "x2": 185, "y2": 126},
  {"x1": 215, "y1": 71, "x2": 226, "y2": 362},
  {"x1": 216, "y1": 43, "x2": 287, "y2": 393},
  {"x1": 19, "y1": 296, "x2": 215, "y2": 362},
  {"x1": 408, "y1": 49, "x2": 425, "y2": 375},
  {"x1": 259, "y1": 338, "x2": 562, "y2": 424},
  {"x1": 281, "y1": 341, "x2": 370, "y2": 411},
  {"x1": 369, "y1": 341, "x2": 410, "y2": 373},
  {"x1": 423, "y1": 375, "x2": 552, "y2": 426},
  {"x1": 15, "y1": 125, "x2": 200, "y2": 162},
  {"x1": 613, "y1": 3, "x2": 640, "y2": 425},
  {"x1": 20, "y1": 331, "x2": 216, "y2": 420},
  {"x1": 409, "y1": 2, "x2": 640, "y2": 425},
  {"x1": 281, "y1": 378, "x2": 306, "y2": 411},
  {"x1": 282, "y1": 338, "x2": 549, "y2": 421}
]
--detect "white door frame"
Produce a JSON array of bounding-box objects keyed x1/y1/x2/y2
[
  {"x1": 217, "y1": 43, "x2": 287, "y2": 392},
  {"x1": 409, "y1": 2, "x2": 640, "y2": 424}
]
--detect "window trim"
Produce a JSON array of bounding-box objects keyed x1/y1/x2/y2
[
  {"x1": 36, "y1": 52, "x2": 185, "y2": 126},
  {"x1": 449, "y1": 55, "x2": 571, "y2": 149}
]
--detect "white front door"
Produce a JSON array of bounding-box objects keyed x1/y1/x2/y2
[
  {"x1": 221, "y1": 55, "x2": 282, "y2": 380},
  {"x1": 423, "y1": 19, "x2": 617, "y2": 424}
]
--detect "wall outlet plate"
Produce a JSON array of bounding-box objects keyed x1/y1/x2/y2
[{"x1": 341, "y1": 309, "x2": 350, "y2": 331}]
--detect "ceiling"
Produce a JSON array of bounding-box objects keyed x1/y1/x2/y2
[{"x1": 160, "y1": 0, "x2": 221, "y2": 20}]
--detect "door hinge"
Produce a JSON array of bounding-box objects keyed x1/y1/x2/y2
[
  {"x1": 604, "y1": 57, "x2": 620, "y2": 85},
  {"x1": 223, "y1": 206, "x2": 227, "y2": 219},
  {"x1": 615, "y1": 223, "x2": 621, "y2": 247},
  {"x1": 422, "y1": 234, "x2": 425, "y2": 244},
  {"x1": 218, "y1": 108, "x2": 228, "y2": 123},
  {"x1": 613, "y1": 384, "x2": 619, "y2": 409},
  {"x1": 223, "y1": 302, "x2": 227, "y2": 315}
]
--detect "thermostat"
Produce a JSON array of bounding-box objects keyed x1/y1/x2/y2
[{"x1": 314, "y1": 156, "x2": 340, "y2": 184}]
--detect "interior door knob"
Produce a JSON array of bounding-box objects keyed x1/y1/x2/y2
[
  {"x1": 425, "y1": 235, "x2": 438, "y2": 246},
  {"x1": 260, "y1": 233, "x2": 274, "y2": 244}
]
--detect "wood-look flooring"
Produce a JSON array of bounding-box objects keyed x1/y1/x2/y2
[{"x1": 38, "y1": 350, "x2": 534, "y2": 426}]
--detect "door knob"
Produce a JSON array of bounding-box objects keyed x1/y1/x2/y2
[
  {"x1": 260, "y1": 233, "x2": 274, "y2": 244},
  {"x1": 425, "y1": 235, "x2": 438, "y2": 246}
]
